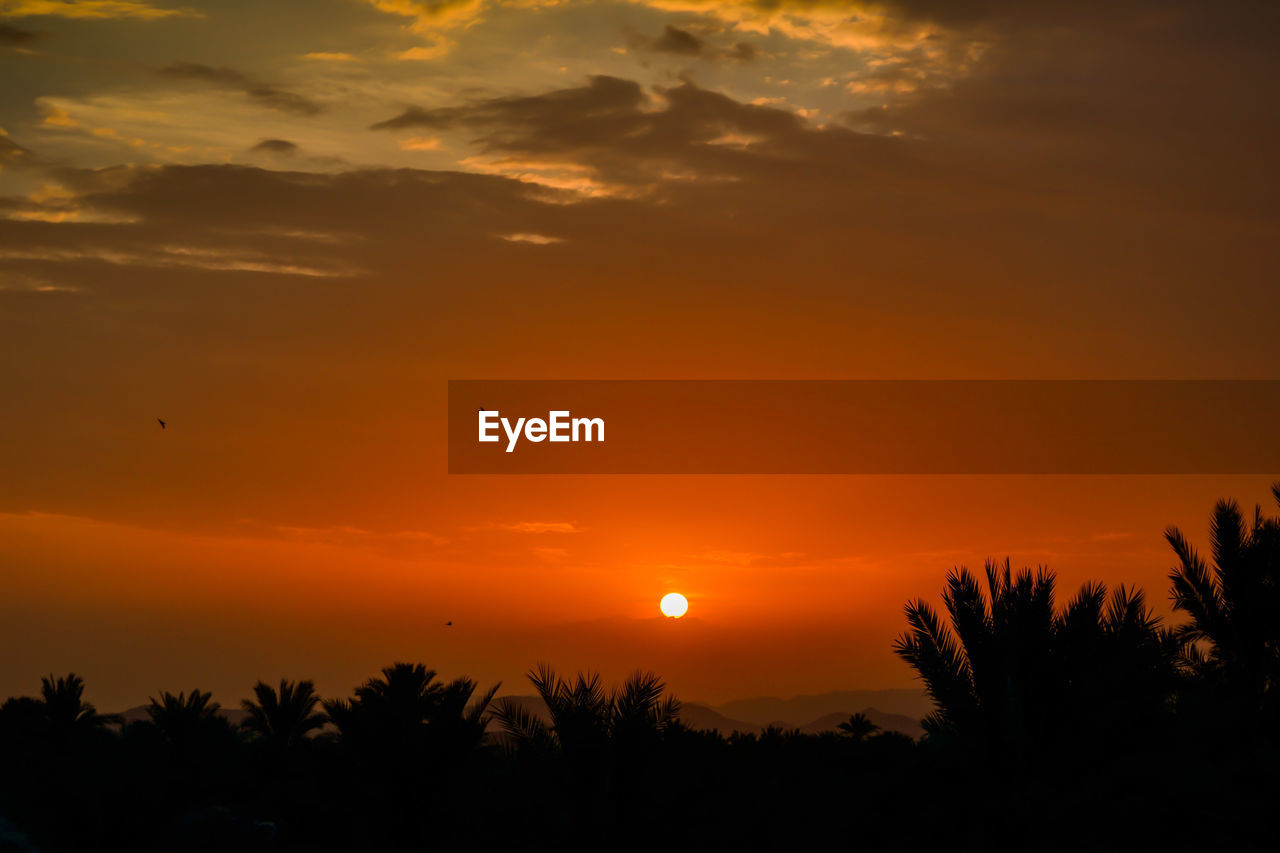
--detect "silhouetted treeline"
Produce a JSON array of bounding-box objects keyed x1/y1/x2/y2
[{"x1": 2, "y1": 487, "x2": 1278, "y2": 852}]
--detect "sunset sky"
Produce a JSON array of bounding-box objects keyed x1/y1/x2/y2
[{"x1": 1, "y1": 0, "x2": 1277, "y2": 711}]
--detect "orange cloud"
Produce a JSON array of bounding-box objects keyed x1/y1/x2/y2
[
  {"x1": 0, "y1": 0, "x2": 200, "y2": 19},
  {"x1": 495, "y1": 522, "x2": 584, "y2": 534}
]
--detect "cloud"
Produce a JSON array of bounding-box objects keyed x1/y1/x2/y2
[
  {"x1": 39, "y1": 104, "x2": 76, "y2": 127},
  {"x1": 371, "y1": 75, "x2": 644, "y2": 133},
  {"x1": 303, "y1": 51, "x2": 358, "y2": 62},
  {"x1": 0, "y1": 270, "x2": 76, "y2": 293},
  {"x1": 158, "y1": 63, "x2": 323, "y2": 116},
  {"x1": 397, "y1": 39, "x2": 453, "y2": 60},
  {"x1": 363, "y1": 0, "x2": 483, "y2": 59},
  {"x1": 269, "y1": 522, "x2": 450, "y2": 551},
  {"x1": 0, "y1": 21, "x2": 37, "y2": 41},
  {"x1": 2, "y1": 0, "x2": 1274, "y2": 363},
  {"x1": 0, "y1": 1, "x2": 199, "y2": 19},
  {"x1": 250, "y1": 138, "x2": 300, "y2": 155},
  {"x1": 626, "y1": 0, "x2": 941, "y2": 51},
  {"x1": 628, "y1": 24, "x2": 757, "y2": 60},
  {"x1": 371, "y1": 75, "x2": 815, "y2": 190},
  {"x1": 0, "y1": 128, "x2": 31, "y2": 168},
  {"x1": 500, "y1": 232, "x2": 561, "y2": 244},
  {"x1": 649, "y1": 24, "x2": 704, "y2": 55},
  {"x1": 363, "y1": 0, "x2": 485, "y2": 32},
  {"x1": 0, "y1": 243, "x2": 355, "y2": 275},
  {"x1": 494, "y1": 521, "x2": 583, "y2": 534},
  {"x1": 398, "y1": 135, "x2": 442, "y2": 151},
  {"x1": 360, "y1": 0, "x2": 1275, "y2": 224}
]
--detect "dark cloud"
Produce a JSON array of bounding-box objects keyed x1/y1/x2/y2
[
  {"x1": 0, "y1": 133, "x2": 31, "y2": 167},
  {"x1": 833, "y1": 0, "x2": 1279, "y2": 221},
  {"x1": 0, "y1": 23, "x2": 39, "y2": 44},
  {"x1": 651, "y1": 25, "x2": 704, "y2": 56},
  {"x1": 882, "y1": 0, "x2": 1278, "y2": 33},
  {"x1": 627, "y1": 24, "x2": 756, "y2": 61},
  {"x1": 250, "y1": 138, "x2": 299, "y2": 155},
  {"x1": 159, "y1": 62, "x2": 322, "y2": 115},
  {"x1": 372, "y1": 75, "x2": 646, "y2": 134},
  {"x1": 372, "y1": 76, "x2": 813, "y2": 187},
  {"x1": 5, "y1": 0, "x2": 1279, "y2": 420}
]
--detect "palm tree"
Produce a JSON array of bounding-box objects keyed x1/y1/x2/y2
[
  {"x1": 837, "y1": 712, "x2": 880, "y2": 741},
  {"x1": 241, "y1": 679, "x2": 327, "y2": 749},
  {"x1": 493, "y1": 665, "x2": 681, "y2": 827},
  {"x1": 324, "y1": 663, "x2": 498, "y2": 757},
  {"x1": 1166, "y1": 484, "x2": 1280, "y2": 726},
  {"x1": 38, "y1": 674, "x2": 118, "y2": 744},
  {"x1": 612, "y1": 669, "x2": 681, "y2": 739},
  {"x1": 138, "y1": 689, "x2": 240, "y2": 790},
  {"x1": 894, "y1": 559, "x2": 1176, "y2": 759},
  {"x1": 493, "y1": 665, "x2": 680, "y2": 753},
  {"x1": 322, "y1": 663, "x2": 498, "y2": 846},
  {"x1": 145, "y1": 689, "x2": 226, "y2": 749}
]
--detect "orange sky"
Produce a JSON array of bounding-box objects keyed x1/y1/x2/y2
[{"x1": 1, "y1": 0, "x2": 1277, "y2": 710}]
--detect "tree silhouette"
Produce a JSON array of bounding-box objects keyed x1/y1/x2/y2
[
  {"x1": 1166, "y1": 483, "x2": 1280, "y2": 731},
  {"x1": 494, "y1": 665, "x2": 681, "y2": 831},
  {"x1": 324, "y1": 662, "x2": 497, "y2": 758},
  {"x1": 146, "y1": 689, "x2": 222, "y2": 738},
  {"x1": 322, "y1": 663, "x2": 499, "y2": 846},
  {"x1": 837, "y1": 712, "x2": 879, "y2": 741},
  {"x1": 241, "y1": 678, "x2": 326, "y2": 749},
  {"x1": 494, "y1": 664, "x2": 680, "y2": 754},
  {"x1": 142, "y1": 688, "x2": 237, "y2": 767},
  {"x1": 37, "y1": 674, "x2": 118, "y2": 746},
  {"x1": 894, "y1": 559, "x2": 1177, "y2": 761}
]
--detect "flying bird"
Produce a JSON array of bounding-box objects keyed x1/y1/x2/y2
[
  {"x1": 445, "y1": 621, "x2": 453, "y2": 627},
  {"x1": 157, "y1": 418, "x2": 166, "y2": 429}
]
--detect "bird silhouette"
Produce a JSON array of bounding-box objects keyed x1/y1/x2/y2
[
  {"x1": 157, "y1": 418, "x2": 166, "y2": 429},
  {"x1": 445, "y1": 621, "x2": 453, "y2": 627}
]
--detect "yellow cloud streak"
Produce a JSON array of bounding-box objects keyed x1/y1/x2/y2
[{"x1": 0, "y1": 0, "x2": 200, "y2": 19}]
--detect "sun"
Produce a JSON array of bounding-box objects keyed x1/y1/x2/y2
[{"x1": 660, "y1": 592, "x2": 689, "y2": 618}]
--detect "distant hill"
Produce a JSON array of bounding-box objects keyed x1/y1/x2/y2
[
  {"x1": 793, "y1": 708, "x2": 923, "y2": 738},
  {"x1": 111, "y1": 689, "x2": 931, "y2": 740},
  {"x1": 676, "y1": 702, "x2": 757, "y2": 734},
  {"x1": 714, "y1": 689, "x2": 930, "y2": 726},
  {"x1": 486, "y1": 696, "x2": 923, "y2": 739}
]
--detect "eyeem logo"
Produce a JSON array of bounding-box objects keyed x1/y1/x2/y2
[{"x1": 478, "y1": 409, "x2": 605, "y2": 453}]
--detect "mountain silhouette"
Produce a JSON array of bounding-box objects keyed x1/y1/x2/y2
[
  {"x1": 489, "y1": 694, "x2": 923, "y2": 737},
  {"x1": 714, "y1": 688, "x2": 931, "y2": 726}
]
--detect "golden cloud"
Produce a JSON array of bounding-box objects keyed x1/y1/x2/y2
[{"x1": 0, "y1": 0, "x2": 200, "y2": 20}]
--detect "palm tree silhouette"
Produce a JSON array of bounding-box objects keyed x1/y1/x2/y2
[
  {"x1": 324, "y1": 663, "x2": 498, "y2": 757},
  {"x1": 1166, "y1": 483, "x2": 1280, "y2": 729},
  {"x1": 493, "y1": 664, "x2": 680, "y2": 753},
  {"x1": 147, "y1": 689, "x2": 220, "y2": 731},
  {"x1": 143, "y1": 689, "x2": 232, "y2": 761},
  {"x1": 136, "y1": 687, "x2": 241, "y2": 802},
  {"x1": 837, "y1": 712, "x2": 880, "y2": 741},
  {"x1": 322, "y1": 663, "x2": 499, "y2": 846},
  {"x1": 493, "y1": 664, "x2": 681, "y2": 830},
  {"x1": 894, "y1": 559, "x2": 1176, "y2": 760},
  {"x1": 241, "y1": 678, "x2": 327, "y2": 749},
  {"x1": 38, "y1": 674, "x2": 118, "y2": 744}
]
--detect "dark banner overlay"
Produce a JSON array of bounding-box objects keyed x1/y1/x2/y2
[{"x1": 447, "y1": 380, "x2": 1280, "y2": 474}]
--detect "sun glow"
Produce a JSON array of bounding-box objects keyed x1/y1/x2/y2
[{"x1": 660, "y1": 592, "x2": 688, "y2": 618}]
